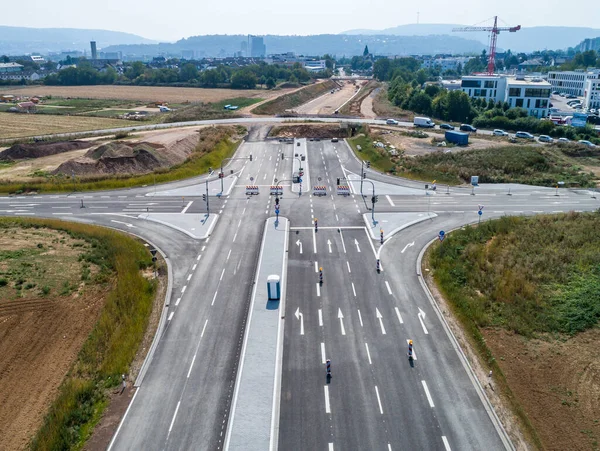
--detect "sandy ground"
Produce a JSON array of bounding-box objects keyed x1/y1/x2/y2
[
  {"x1": 0, "y1": 85, "x2": 280, "y2": 104},
  {"x1": 0, "y1": 148, "x2": 93, "y2": 180},
  {"x1": 296, "y1": 81, "x2": 362, "y2": 115},
  {"x1": 0, "y1": 228, "x2": 109, "y2": 450},
  {"x1": 360, "y1": 87, "x2": 378, "y2": 119}
]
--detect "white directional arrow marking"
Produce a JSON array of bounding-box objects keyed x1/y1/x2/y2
[
  {"x1": 376, "y1": 308, "x2": 387, "y2": 334},
  {"x1": 296, "y1": 239, "x2": 303, "y2": 254},
  {"x1": 418, "y1": 307, "x2": 429, "y2": 335},
  {"x1": 327, "y1": 239, "x2": 332, "y2": 253},
  {"x1": 111, "y1": 220, "x2": 136, "y2": 228},
  {"x1": 295, "y1": 307, "x2": 304, "y2": 335},
  {"x1": 354, "y1": 239, "x2": 361, "y2": 252},
  {"x1": 338, "y1": 308, "x2": 346, "y2": 335},
  {"x1": 401, "y1": 241, "x2": 415, "y2": 253}
]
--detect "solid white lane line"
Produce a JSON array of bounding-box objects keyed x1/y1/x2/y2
[
  {"x1": 168, "y1": 401, "x2": 181, "y2": 434},
  {"x1": 395, "y1": 307, "x2": 404, "y2": 324},
  {"x1": 375, "y1": 386, "x2": 384, "y2": 414},
  {"x1": 339, "y1": 229, "x2": 347, "y2": 253},
  {"x1": 202, "y1": 246, "x2": 206, "y2": 251},
  {"x1": 357, "y1": 309, "x2": 363, "y2": 327},
  {"x1": 227, "y1": 249, "x2": 232, "y2": 260},
  {"x1": 181, "y1": 286, "x2": 187, "y2": 293},
  {"x1": 318, "y1": 309, "x2": 323, "y2": 326},
  {"x1": 385, "y1": 281, "x2": 392, "y2": 295},
  {"x1": 422, "y1": 380, "x2": 435, "y2": 407},
  {"x1": 442, "y1": 436, "x2": 452, "y2": 451},
  {"x1": 187, "y1": 274, "x2": 192, "y2": 281},
  {"x1": 324, "y1": 386, "x2": 331, "y2": 414},
  {"x1": 238, "y1": 219, "x2": 242, "y2": 228},
  {"x1": 386, "y1": 195, "x2": 395, "y2": 206},
  {"x1": 175, "y1": 297, "x2": 181, "y2": 306},
  {"x1": 315, "y1": 261, "x2": 318, "y2": 272},
  {"x1": 181, "y1": 201, "x2": 193, "y2": 214},
  {"x1": 316, "y1": 283, "x2": 321, "y2": 297},
  {"x1": 211, "y1": 290, "x2": 218, "y2": 306},
  {"x1": 192, "y1": 264, "x2": 197, "y2": 271},
  {"x1": 233, "y1": 232, "x2": 238, "y2": 242},
  {"x1": 242, "y1": 208, "x2": 246, "y2": 214},
  {"x1": 365, "y1": 343, "x2": 372, "y2": 364},
  {"x1": 312, "y1": 227, "x2": 317, "y2": 253},
  {"x1": 388, "y1": 445, "x2": 392, "y2": 451},
  {"x1": 321, "y1": 342, "x2": 326, "y2": 364},
  {"x1": 187, "y1": 354, "x2": 197, "y2": 378},
  {"x1": 220, "y1": 268, "x2": 225, "y2": 280},
  {"x1": 351, "y1": 282, "x2": 356, "y2": 297},
  {"x1": 346, "y1": 261, "x2": 351, "y2": 273},
  {"x1": 329, "y1": 444, "x2": 334, "y2": 451},
  {"x1": 168, "y1": 312, "x2": 174, "y2": 321}
]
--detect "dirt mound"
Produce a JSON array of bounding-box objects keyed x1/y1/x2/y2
[
  {"x1": 53, "y1": 141, "x2": 172, "y2": 176},
  {"x1": 0, "y1": 141, "x2": 92, "y2": 161},
  {"x1": 269, "y1": 124, "x2": 349, "y2": 139}
]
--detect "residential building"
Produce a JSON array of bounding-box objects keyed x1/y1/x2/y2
[
  {"x1": 547, "y1": 69, "x2": 600, "y2": 96},
  {"x1": 421, "y1": 57, "x2": 471, "y2": 72},
  {"x1": 460, "y1": 74, "x2": 551, "y2": 118},
  {"x1": 30, "y1": 55, "x2": 45, "y2": 63},
  {"x1": 0, "y1": 62, "x2": 24, "y2": 73},
  {"x1": 584, "y1": 78, "x2": 600, "y2": 110}
]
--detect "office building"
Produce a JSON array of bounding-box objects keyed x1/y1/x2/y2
[
  {"x1": 249, "y1": 35, "x2": 266, "y2": 58},
  {"x1": 90, "y1": 41, "x2": 97, "y2": 60},
  {"x1": 547, "y1": 69, "x2": 600, "y2": 96}
]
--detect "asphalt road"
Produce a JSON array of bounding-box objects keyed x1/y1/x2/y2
[{"x1": 1, "y1": 131, "x2": 597, "y2": 450}]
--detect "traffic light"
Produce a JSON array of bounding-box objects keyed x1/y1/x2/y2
[
  {"x1": 366, "y1": 161, "x2": 371, "y2": 168},
  {"x1": 281, "y1": 153, "x2": 284, "y2": 160},
  {"x1": 372, "y1": 195, "x2": 379, "y2": 204},
  {"x1": 275, "y1": 196, "x2": 279, "y2": 206},
  {"x1": 249, "y1": 154, "x2": 253, "y2": 162},
  {"x1": 336, "y1": 178, "x2": 340, "y2": 185},
  {"x1": 202, "y1": 194, "x2": 207, "y2": 202},
  {"x1": 362, "y1": 172, "x2": 366, "y2": 179},
  {"x1": 218, "y1": 172, "x2": 223, "y2": 179}
]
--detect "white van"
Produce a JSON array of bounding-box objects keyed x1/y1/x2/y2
[{"x1": 414, "y1": 117, "x2": 435, "y2": 128}]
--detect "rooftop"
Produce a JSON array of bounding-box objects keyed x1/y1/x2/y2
[
  {"x1": 0, "y1": 62, "x2": 23, "y2": 69},
  {"x1": 507, "y1": 78, "x2": 551, "y2": 87}
]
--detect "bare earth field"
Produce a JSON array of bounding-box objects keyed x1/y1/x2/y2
[
  {"x1": 0, "y1": 113, "x2": 128, "y2": 139},
  {"x1": 296, "y1": 81, "x2": 362, "y2": 115},
  {"x1": 0, "y1": 85, "x2": 288, "y2": 104},
  {"x1": 0, "y1": 228, "x2": 108, "y2": 450}
]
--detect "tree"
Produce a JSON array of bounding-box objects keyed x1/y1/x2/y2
[
  {"x1": 446, "y1": 90, "x2": 474, "y2": 122},
  {"x1": 408, "y1": 92, "x2": 432, "y2": 115},
  {"x1": 230, "y1": 70, "x2": 257, "y2": 89},
  {"x1": 201, "y1": 69, "x2": 221, "y2": 87},
  {"x1": 456, "y1": 62, "x2": 463, "y2": 75},
  {"x1": 1, "y1": 55, "x2": 9, "y2": 63},
  {"x1": 363, "y1": 45, "x2": 370, "y2": 56},
  {"x1": 180, "y1": 63, "x2": 199, "y2": 82},
  {"x1": 126, "y1": 61, "x2": 146, "y2": 80},
  {"x1": 266, "y1": 77, "x2": 276, "y2": 89},
  {"x1": 463, "y1": 57, "x2": 485, "y2": 75},
  {"x1": 373, "y1": 58, "x2": 391, "y2": 81},
  {"x1": 415, "y1": 69, "x2": 427, "y2": 85},
  {"x1": 424, "y1": 84, "x2": 441, "y2": 98}
]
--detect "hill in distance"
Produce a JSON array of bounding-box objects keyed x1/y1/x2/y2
[
  {"x1": 342, "y1": 24, "x2": 600, "y2": 52},
  {"x1": 0, "y1": 25, "x2": 157, "y2": 55}
]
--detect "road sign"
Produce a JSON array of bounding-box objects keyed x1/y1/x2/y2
[
  {"x1": 275, "y1": 208, "x2": 280, "y2": 215},
  {"x1": 318, "y1": 177, "x2": 322, "y2": 181},
  {"x1": 250, "y1": 176, "x2": 254, "y2": 182},
  {"x1": 150, "y1": 249, "x2": 157, "y2": 256},
  {"x1": 471, "y1": 176, "x2": 479, "y2": 186},
  {"x1": 299, "y1": 178, "x2": 302, "y2": 183},
  {"x1": 478, "y1": 210, "x2": 483, "y2": 216},
  {"x1": 438, "y1": 230, "x2": 445, "y2": 242}
]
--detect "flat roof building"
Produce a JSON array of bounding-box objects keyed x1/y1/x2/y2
[{"x1": 547, "y1": 69, "x2": 600, "y2": 96}]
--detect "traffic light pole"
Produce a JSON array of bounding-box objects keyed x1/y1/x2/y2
[
  {"x1": 205, "y1": 179, "x2": 210, "y2": 215},
  {"x1": 360, "y1": 160, "x2": 370, "y2": 196},
  {"x1": 220, "y1": 155, "x2": 253, "y2": 193},
  {"x1": 347, "y1": 175, "x2": 376, "y2": 224}
]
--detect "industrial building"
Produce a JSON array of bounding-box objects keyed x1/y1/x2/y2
[
  {"x1": 460, "y1": 74, "x2": 551, "y2": 118},
  {"x1": 547, "y1": 69, "x2": 600, "y2": 96}
]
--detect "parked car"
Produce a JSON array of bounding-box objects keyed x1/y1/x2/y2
[
  {"x1": 559, "y1": 92, "x2": 566, "y2": 97},
  {"x1": 538, "y1": 135, "x2": 554, "y2": 143},
  {"x1": 578, "y1": 140, "x2": 597, "y2": 147},
  {"x1": 558, "y1": 137, "x2": 570, "y2": 143},
  {"x1": 385, "y1": 118, "x2": 399, "y2": 125},
  {"x1": 460, "y1": 124, "x2": 477, "y2": 132},
  {"x1": 567, "y1": 100, "x2": 581, "y2": 105},
  {"x1": 515, "y1": 131, "x2": 535, "y2": 140},
  {"x1": 493, "y1": 129, "x2": 509, "y2": 136},
  {"x1": 439, "y1": 123, "x2": 454, "y2": 130},
  {"x1": 552, "y1": 91, "x2": 559, "y2": 95},
  {"x1": 566, "y1": 94, "x2": 577, "y2": 99}
]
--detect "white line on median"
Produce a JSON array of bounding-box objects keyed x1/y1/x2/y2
[
  {"x1": 422, "y1": 380, "x2": 435, "y2": 407},
  {"x1": 187, "y1": 274, "x2": 192, "y2": 281},
  {"x1": 316, "y1": 283, "x2": 321, "y2": 297},
  {"x1": 365, "y1": 343, "x2": 372, "y2": 364},
  {"x1": 181, "y1": 201, "x2": 193, "y2": 214},
  {"x1": 352, "y1": 282, "x2": 356, "y2": 297},
  {"x1": 357, "y1": 309, "x2": 363, "y2": 327},
  {"x1": 175, "y1": 297, "x2": 181, "y2": 306},
  {"x1": 168, "y1": 312, "x2": 174, "y2": 321},
  {"x1": 374, "y1": 386, "x2": 384, "y2": 414},
  {"x1": 168, "y1": 401, "x2": 181, "y2": 434},
  {"x1": 312, "y1": 226, "x2": 317, "y2": 254},
  {"x1": 181, "y1": 286, "x2": 187, "y2": 293},
  {"x1": 318, "y1": 309, "x2": 323, "y2": 326},
  {"x1": 321, "y1": 342, "x2": 326, "y2": 364},
  {"x1": 192, "y1": 264, "x2": 197, "y2": 271},
  {"x1": 395, "y1": 307, "x2": 404, "y2": 324},
  {"x1": 386, "y1": 195, "x2": 395, "y2": 207},
  {"x1": 211, "y1": 290, "x2": 218, "y2": 306},
  {"x1": 187, "y1": 354, "x2": 197, "y2": 378},
  {"x1": 385, "y1": 281, "x2": 392, "y2": 295},
  {"x1": 442, "y1": 436, "x2": 452, "y2": 451},
  {"x1": 324, "y1": 386, "x2": 331, "y2": 413},
  {"x1": 227, "y1": 249, "x2": 232, "y2": 260}
]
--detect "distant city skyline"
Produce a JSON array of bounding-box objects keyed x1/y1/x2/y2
[{"x1": 1, "y1": 0, "x2": 600, "y2": 42}]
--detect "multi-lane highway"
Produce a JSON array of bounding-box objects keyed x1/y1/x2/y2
[{"x1": 1, "y1": 129, "x2": 597, "y2": 450}]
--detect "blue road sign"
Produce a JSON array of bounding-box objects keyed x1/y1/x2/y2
[
  {"x1": 439, "y1": 230, "x2": 445, "y2": 237},
  {"x1": 438, "y1": 230, "x2": 445, "y2": 241},
  {"x1": 299, "y1": 178, "x2": 302, "y2": 183},
  {"x1": 478, "y1": 210, "x2": 483, "y2": 216},
  {"x1": 275, "y1": 209, "x2": 280, "y2": 215}
]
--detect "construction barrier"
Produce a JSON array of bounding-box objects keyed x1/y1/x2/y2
[
  {"x1": 245, "y1": 185, "x2": 259, "y2": 195},
  {"x1": 269, "y1": 185, "x2": 283, "y2": 196},
  {"x1": 313, "y1": 186, "x2": 327, "y2": 196},
  {"x1": 336, "y1": 185, "x2": 351, "y2": 196}
]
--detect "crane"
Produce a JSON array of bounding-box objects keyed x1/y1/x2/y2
[{"x1": 453, "y1": 16, "x2": 521, "y2": 75}]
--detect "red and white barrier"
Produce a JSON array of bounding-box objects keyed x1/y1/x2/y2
[
  {"x1": 245, "y1": 185, "x2": 259, "y2": 195},
  {"x1": 270, "y1": 185, "x2": 283, "y2": 196},
  {"x1": 313, "y1": 186, "x2": 327, "y2": 196},
  {"x1": 336, "y1": 185, "x2": 350, "y2": 196}
]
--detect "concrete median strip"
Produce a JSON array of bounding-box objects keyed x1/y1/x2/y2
[
  {"x1": 138, "y1": 212, "x2": 218, "y2": 239},
  {"x1": 225, "y1": 216, "x2": 289, "y2": 451}
]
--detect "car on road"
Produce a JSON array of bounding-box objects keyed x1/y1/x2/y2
[
  {"x1": 566, "y1": 94, "x2": 577, "y2": 99},
  {"x1": 493, "y1": 129, "x2": 509, "y2": 136},
  {"x1": 538, "y1": 135, "x2": 554, "y2": 143},
  {"x1": 578, "y1": 140, "x2": 597, "y2": 147},
  {"x1": 558, "y1": 137, "x2": 571, "y2": 143},
  {"x1": 386, "y1": 118, "x2": 399, "y2": 125},
  {"x1": 331, "y1": 137, "x2": 339, "y2": 142},
  {"x1": 439, "y1": 123, "x2": 454, "y2": 130},
  {"x1": 459, "y1": 124, "x2": 477, "y2": 132},
  {"x1": 515, "y1": 131, "x2": 535, "y2": 140}
]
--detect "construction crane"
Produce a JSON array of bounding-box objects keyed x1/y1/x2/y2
[{"x1": 453, "y1": 16, "x2": 521, "y2": 75}]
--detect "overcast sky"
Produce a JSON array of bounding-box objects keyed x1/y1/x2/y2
[{"x1": 2, "y1": 0, "x2": 600, "y2": 42}]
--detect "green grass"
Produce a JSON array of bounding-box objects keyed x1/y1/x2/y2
[
  {"x1": 0, "y1": 217, "x2": 155, "y2": 451},
  {"x1": 347, "y1": 130, "x2": 394, "y2": 173},
  {"x1": 161, "y1": 98, "x2": 261, "y2": 123},
  {"x1": 211, "y1": 97, "x2": 263, "y2": 110},
  {"x1": 86, "y1": 109, "x2": 140, "y2": 118},
  {"x1": 253, "y1": 80, "x2": 338, "y2": 115},
  {"x1": 0, "y1": 126, "x2": 244, "y2": 194},
  {"x1": 43, "y1": 98, "x2": 143, "y2": 113},
  {"x1": 396, "y1": 145, "x2": 598, "y2": 187}
]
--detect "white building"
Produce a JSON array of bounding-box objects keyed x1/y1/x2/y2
[
  {"x1": 584, "y1": 78, "x2": 600, "y2": 110},
  {"x1": 547, "y1": 69, "x2": 600, "y2": 96},
  {"x1": 421, "y1": 57, "x2": 471, "y2": 72},
  {"x1": 303, "y1": 60, "x2": 327, "y2": 72},
  {"x1": 460, "y1": 74, "x2": 551, "y2": 118}
]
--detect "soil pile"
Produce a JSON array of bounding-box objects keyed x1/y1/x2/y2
[
  {"x1": 269, "y1": 124, "x2": 349, "y2": 139},
  {"x1": 0, "y1": 141, "x2": 92, "y2": 161},
  {"x1": 53, "y1": 141, "x2": 173, "y2": 176}
]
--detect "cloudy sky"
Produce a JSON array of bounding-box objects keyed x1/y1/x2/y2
[{"x1": 2, "y1": 0, "x2": 600, "y2": 41}]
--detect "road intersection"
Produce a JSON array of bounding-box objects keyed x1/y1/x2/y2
[{"x1": 1, "y1": 132, "x2": 597, "y2": 450}]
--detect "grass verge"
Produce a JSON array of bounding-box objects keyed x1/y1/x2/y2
[
  {"x1": 0, "y1": 125, "x2": 245, "y2": 194},
  {"x1": 252, "y1": 80, "x2": 338, "y2": 115},
  {"x1": 0, "y1": 217, "x2": 155, "y2": 450},
  {"x1": 371, "y1": 84, "x2": 413, "y2": 120},
  {"x1": 162, "y1": 97, "x2": 262, "y2": 123},
  {"x1": 346, "y1": 127, "x2": 394, "y2": 173}
]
